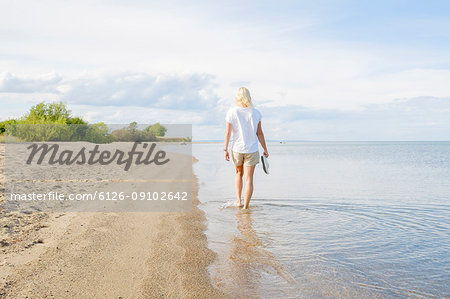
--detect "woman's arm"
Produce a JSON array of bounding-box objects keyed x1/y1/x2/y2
[
  {"x1": 256, "y1": 121, "x2": 269, "y2": 157},
  {"x1": 224, "y1": 122, "x2": 232, "y2": 161}
]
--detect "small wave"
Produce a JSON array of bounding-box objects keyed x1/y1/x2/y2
[{"x1": 219, "y1": 200, "x2": 239, "y2": 209}]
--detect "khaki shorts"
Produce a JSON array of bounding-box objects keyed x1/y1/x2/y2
[{"x1": 232, "y1": 151, "x2": 259, "y2": 167}]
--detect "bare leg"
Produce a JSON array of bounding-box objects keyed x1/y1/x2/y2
[
  {"x1": 243, "y1": 165, "x2": 256, "y2": 209},
  {"x1": 234, "y1": 165, "x2": 244, "y2": 207}
]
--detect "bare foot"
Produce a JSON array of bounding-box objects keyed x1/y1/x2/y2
[{"x1": 233, "y1": 200, "x2": 242, "y2": 207}]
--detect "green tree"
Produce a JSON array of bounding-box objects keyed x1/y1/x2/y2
[
  {"x1": 111, "y1": 122, "x2": 155, "y2": 142},
  {"x1": 5, "y1": 101, "x2": 118, "y2": 143},
  {"x1": 86, "y1": 122, "x2": 113, "y2": 143},
  {"x1": 66, "y1": 116, "x2": 86, "y2": 125},
  {"x1": 24, "y1": 101, "x2": 71, "y2": 123},
  {"x1": 0, "y1": 119, "x2": 17, "y2": 134},
  {"x1": 146, "y1": 123, "x2": 167, "y2": 137},
  {"x1": 127, "y1": 121, "x2": 138, "y2": 134},
  {"x1": 9, "y1": 101, "x2": 88, "y2": 141}
]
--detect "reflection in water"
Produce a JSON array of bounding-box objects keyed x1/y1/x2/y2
[
  {"x1": 197, "y1": 142, "x2": 450, "y2": 298},
  {"x1": 214, "y1": 209, "x2": 296, "y2": 298}
]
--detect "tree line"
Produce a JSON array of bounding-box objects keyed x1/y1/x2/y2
[{"x1": 0, "y1": 102, "x2": 171, "y2": 143}]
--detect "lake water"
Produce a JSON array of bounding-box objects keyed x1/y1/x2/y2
[{"x1": 192, "y1": 142, "x2": 450, "y2": 298}]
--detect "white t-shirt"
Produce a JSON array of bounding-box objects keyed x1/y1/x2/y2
[{"x1": 225, "y1": 106, "x2": 262, "y2": 153}]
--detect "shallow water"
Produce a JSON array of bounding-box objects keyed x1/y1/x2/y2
[{"x1": 193, "y1": 142, "x2": 450, "y2": 298}]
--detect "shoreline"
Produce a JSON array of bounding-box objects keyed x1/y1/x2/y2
[{"x1": 0, "y1": 144, "x2": 226, "y2": 298}]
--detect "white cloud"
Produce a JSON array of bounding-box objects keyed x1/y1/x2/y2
[
  {"x1": 61, "y1": 72, "x2": 219, "y2": 110},
  {"x1": 0, "y1": 71, "x2": 220, "y2": 110},
  {"x1": 0, "y1": 72, "x2": 61, "y2": 93},
  {"x1": 259, "y1": 97, "x2": 450, "y2": 141}
]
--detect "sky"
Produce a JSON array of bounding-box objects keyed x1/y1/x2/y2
[{"x1": 0, "y1": 0, "x2": 449, "y2": 140}]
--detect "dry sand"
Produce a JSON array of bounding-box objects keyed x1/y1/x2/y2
[{"x1": 0, "y1": 144, "x2": 227, "y2": 298}]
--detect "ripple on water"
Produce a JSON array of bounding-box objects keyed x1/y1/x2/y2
[{"x1": 194, "y1": 142, "x2": 450, "y2": 298}]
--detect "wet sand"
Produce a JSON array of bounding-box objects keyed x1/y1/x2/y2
[{"x1": 0, "y1": 144, "x2": 226, "y2": 298}]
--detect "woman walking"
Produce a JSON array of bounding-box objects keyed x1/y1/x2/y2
[{"x1": 224, "y1": 87, "x2": 269, "y2": 209}]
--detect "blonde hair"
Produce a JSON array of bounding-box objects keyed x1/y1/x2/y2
[{"x1": 235, "y1": 87, "x2": 253, "y2": 107}]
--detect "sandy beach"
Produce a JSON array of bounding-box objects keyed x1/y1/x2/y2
[{"x1": 0, "y1": 144, "x2": 226, "y2": 298}]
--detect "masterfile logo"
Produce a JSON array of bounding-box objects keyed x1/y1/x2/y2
[
  {"x1": 25, "y1": 142, "x2": 170, "y2": 171},
  {"x1": 4, "y1": 124, "x2": 192, "y2": 213}
]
